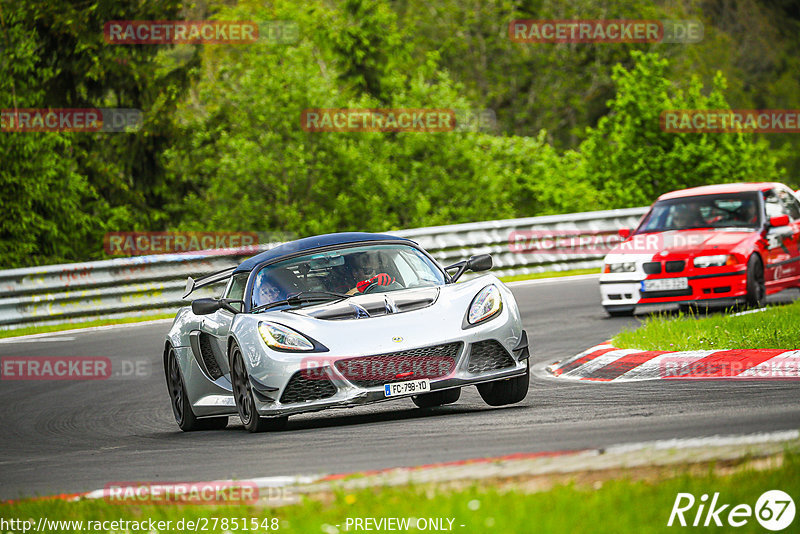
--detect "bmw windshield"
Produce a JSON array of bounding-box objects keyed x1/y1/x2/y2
[
  {"x1": 636, "y1": 192, "x2": 762, "y2": 234},
  {"x1": 250, "y1": 243, "x2": 446, "y2": 309}
]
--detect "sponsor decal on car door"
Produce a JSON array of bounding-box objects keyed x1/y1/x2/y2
[
  {"x1": 778, "y1": 188, "x2": 800, "y2": 282},
  {"x1": 764, "y1": 190, "x2": 800, "y2": 286}
]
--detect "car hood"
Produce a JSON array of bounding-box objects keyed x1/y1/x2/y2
[
  {"x1": 607, "y1": 229, "x2": 755, "y2": 256},
  {"x1": 285, "y1": 287, "x2": 441, "y2": 320},
  {"x1": 230, "y1": 275, "x2": 518, "y2": 359}
]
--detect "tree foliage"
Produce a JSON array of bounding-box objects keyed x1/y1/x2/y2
[
  {"x1": 580, "y1": 51, "x2": 783, "y2": 208},
  {"x1": 0, "y1": 7, "x2": 92, "y2": 266},
  {"x1": 1, "y1": 0, "x2": 797, "y2": 267}
]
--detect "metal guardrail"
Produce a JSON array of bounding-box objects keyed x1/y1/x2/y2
[{"x1": 0, "y1": 207, "x2": 648, "y2": 329}]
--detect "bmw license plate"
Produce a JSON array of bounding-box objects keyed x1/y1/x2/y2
[
  {"x1": 384, "y1": 379, "x2": 430, "y2": 397},
  {"x1": 642, "y1": 277, "x2": 689, "y2": 292}
]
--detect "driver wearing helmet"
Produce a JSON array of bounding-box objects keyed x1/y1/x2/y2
[
  {"x1": 671, "y1": 204, "x2": 702, "y2": 229},
  {"x1": 738, "y1": 200, "x2": 759, "y2": 224},
  {"x1": 347, "y1": 252, "x2": 395, "y2": 294},
  {"x1": 253, "y1": 271, "x2": 284, "y2": 307}
]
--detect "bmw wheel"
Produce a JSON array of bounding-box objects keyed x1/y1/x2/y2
[
  {"x1": 229, "y1": 342, "x2": 288, "y2": 433},
  {"x1": 165, "y1": 346, "x2": 228, "y2": 431},
  {"x1": 745, "y1": 254, "x2": 766, "y2": 308}
]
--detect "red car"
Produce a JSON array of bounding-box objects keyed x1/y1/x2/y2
[{"x1": 600, "y1": 182, "x2": 800, "y2": 316}]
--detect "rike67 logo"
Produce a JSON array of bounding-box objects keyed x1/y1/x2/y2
[{"x1": 668, "y1": 490, "x2": 795, "y2": 531}]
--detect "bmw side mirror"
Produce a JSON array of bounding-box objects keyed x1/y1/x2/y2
[
  {"x1": 618, "y1": 227, "x2": 631, "y2": 239},
  {"x1": 467, "y1": 254, "x2": 493, "y2": 272},
  {"x1": 769, "y1": 215, "x2": 790, "y2": 227}
]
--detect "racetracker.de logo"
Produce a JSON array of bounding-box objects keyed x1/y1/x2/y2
[
  {"x1": 1, "y1": 108, "x2": 142, "y2": 132},
  {"x1": 103, "y1": 20, "x2": 298, "y2": 44},
  {"x1": 660, "y1": 354, "x2": 800, "y2": 380},
  {"x1": 103, "y1": 481, "x2": 260, "y2": 505},
  {"x1": 509, "y1": 20, "x2": 703, "y2": 43},
  {"x1": 299, "y1": 355, "x2": 455, "y2": 381},
  {"x1": 510, "y1": 230, "x2": 726, "y2": 255},
  {"x1": 1, "y1": 357, "x2": 111, "y2": 380},
  {"x1": 300, "y1": 108, "x2": 496, "y2": 133},
  {"x1": 104, "y1": 231, "x2": 259, "y2": 256},
  {"x1": 508, "y1": 230, "x2": 624, "y2": 255},
  {"x1": 661, "y1": 109, "x2": 800, "y2": 133},
  {"x1": 301, "y1": 109, "x2": 453, "y2": 133}
]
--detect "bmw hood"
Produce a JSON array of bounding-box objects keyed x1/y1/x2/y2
[{"x1": 608, "y1": 229, "x2": 755, "y2": 256}]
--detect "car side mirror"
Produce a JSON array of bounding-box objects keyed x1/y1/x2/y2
[
  {"x1": 769, "y1": 215, "x2": 790, "y2": 227},
  {"x1": 446, "y1": 254, "x2": 493, "y2": 282},
  {"x1": 618, "y1": 227, "x2": 631, "y2": 239},
  {"x1": 191, "y1": 298, "x2": 240, "y2": 315},
  {"x1": 192, "y1": 298, "x2": 220, "y2": 315},
  {"x1": 467, "y1": 254, "x2": 493, "y2": 272}
]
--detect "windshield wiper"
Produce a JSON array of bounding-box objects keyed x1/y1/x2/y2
[{"x1": 251, "y1": 291, "x2": 351, "y2": 313}]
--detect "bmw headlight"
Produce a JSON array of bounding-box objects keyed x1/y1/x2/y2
[
  {"x1": 468, "y1": 285, "x2": 502, "y2": 325},
  {"x1": 692, "y1": 255, "x2": 734, "y2": 268},
  {"x1": 604, "y1": 262, "x2": 636, "y2": 273},
  {"x1": 258, "y1": 322, "x2": 314, "y2": 351}
]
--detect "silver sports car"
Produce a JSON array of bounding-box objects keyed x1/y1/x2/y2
[{"x1": 164, "y1": 232, "x2": 530, "y2": 432}]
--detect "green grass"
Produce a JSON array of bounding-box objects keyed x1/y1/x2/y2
[
  {"x1": 1, "y1": 454, "x2": 797, "y2": 533},
  {"x1": 499, "y1": 267, "x2": 600, "y2": 283},
  {"x1": 0, "y1": 313, "x2": 175, "y2": 339},
  {"x1": 613, "y1": 300, "x2": 800, "y2": 351}
]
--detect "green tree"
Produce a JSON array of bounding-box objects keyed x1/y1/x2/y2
[
  {"x1": 166, "y1": 0, "x2": 528, "y2": 236},
  {"x1": 1, "y1": 0, "x2": 199, "y2": 267},
  {"x1": 580, "y1": 51, "x2": 785, "y2": 209},
  {"x1": 0, "y1": 7, "x2": 93, "y2": 267}
]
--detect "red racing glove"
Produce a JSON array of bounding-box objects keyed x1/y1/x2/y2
[{"x1": 356, "y1": 273, "x2": 394, "y2": 293}]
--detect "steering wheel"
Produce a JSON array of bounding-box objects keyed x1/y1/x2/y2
[
  {"x1": 362, "y1": 280, "x2": 382, "y2": 294},
  {"x1": 362, "y1": 278, "x2": 401, "y2": 294}
]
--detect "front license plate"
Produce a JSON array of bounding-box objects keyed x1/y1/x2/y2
[
  {"x1": 642, "y1": 277, "x2": 689, "y2": 292},
  {"x1": 384, "y1": 379, "x2": 430, "y2": 397}
]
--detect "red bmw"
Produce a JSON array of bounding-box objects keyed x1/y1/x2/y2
[{"x1": 600, "y1": 182, "x2": 800, "y2": 316}]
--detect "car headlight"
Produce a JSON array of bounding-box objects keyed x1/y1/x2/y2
[
  {"x1": 468, "y1": 285, "x2": 502, "y2": 325},
  {"x1": 258, "y1": 322, "x2": 314, "y2": 351},
  {"x1": 692, "y1": 255, "x2": 735, "y2": 268},
  {"x1": 604, "y1": 262, "x2": 636, "y2": 273}
]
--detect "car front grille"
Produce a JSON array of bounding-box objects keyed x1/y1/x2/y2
[
  {"x1": 643, "y1": 262, "x2": 662, "y2": 274},
  {"x1": 280, "y1": 370, "x2": 337, "y2": 404},
  {"x1": 334, "y1": 342, "x2": 462, "y2": 388},
  {"x1": 665, "y1": 260, "x2": 685, "y2": 273},
  {"x1": 467, "y1": 340, "x2": 516, "y2": 373}
]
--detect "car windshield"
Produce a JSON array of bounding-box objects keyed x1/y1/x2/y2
[
  {"x1": 636, "y1": 192, "x2": 762, "y2": 233},
  {"x1": 250, "y1": 243, "x2": 446, "y2": 309}
]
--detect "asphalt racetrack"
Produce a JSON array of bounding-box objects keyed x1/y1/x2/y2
[{"x1": 1, "y1": 275, "x2": 799, "y2": 499}]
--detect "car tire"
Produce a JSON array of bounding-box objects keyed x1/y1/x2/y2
[
  {"x1": 745, "y1": 254, "x2": 766, "y2": 308},
  {"x1": 476, "y1": 360, "x2": 529, "y2": 406},
  {"x1": 229, "y1": 342, "x2": 288, "y2": 433},
  {"x1": 411, "y1": 387, "x2": 461, "y2": 408},
  {"x1": 165, "y1": 346, "x2": 228, "y2": 431},
  {"x1": 604, "y1": 305, "x2": 635, "y2": 317}
]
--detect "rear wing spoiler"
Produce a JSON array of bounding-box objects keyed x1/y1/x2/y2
[{"x1": 183, "y1": 266, "x2": 237, "y2": 299}]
